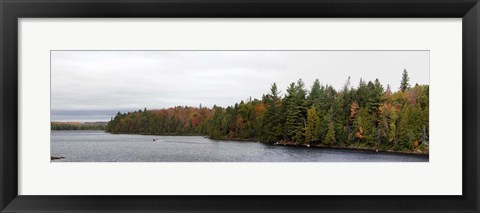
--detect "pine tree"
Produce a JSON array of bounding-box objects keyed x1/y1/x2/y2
[
  {"x1": 324, "y1": 122, "x2": 336, "y2": 145},
  {"x1": 284, "y1": 80, "x2": 307, "y2": 143},
  {"x1": 400, "y1": 69, "x2": 410, "y2": 92},
  {"x1": 305, "y1": 106, "x2": 321, "y2": 144},
  {"x1": 307, "y1": 79, "x2": 322, "y2": 107},
  {"x1": 396, "y1": 104, "x2": 414, "y2": 150},
  {"x1": 372, "y1": 78, "x2": 384, "y2": 109},
  {"x1": 261, "y1": 83, "x2": 283, "y2": 143}
]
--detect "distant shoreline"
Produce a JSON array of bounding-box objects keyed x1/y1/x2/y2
[{"x1": 51, "y1": 121, "x2": 107, "y2": 130}]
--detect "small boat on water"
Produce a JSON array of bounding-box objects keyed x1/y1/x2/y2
[{"x1": 51, "y1": 156, "x2": 65, "y2": 160}]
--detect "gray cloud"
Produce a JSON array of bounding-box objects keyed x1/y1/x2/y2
[{"x1": 51, "y1": 51, "x2": 429, "y2": 112}]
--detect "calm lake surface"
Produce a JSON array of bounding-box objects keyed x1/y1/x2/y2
[{"x1": 51, "y1": 130, "x2": 428, "y2": 162}]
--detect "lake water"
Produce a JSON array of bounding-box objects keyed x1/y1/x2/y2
[{"x1": 51, "y1": 130, "x2": 428, "y2": 162}]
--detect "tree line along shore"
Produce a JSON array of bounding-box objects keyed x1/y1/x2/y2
[
  {"x1": 51, "y1": 122, "x2": 107, "y2": 130},
  {"x1": 101, "y1": 70, "x2": 428, "y2": 154}
]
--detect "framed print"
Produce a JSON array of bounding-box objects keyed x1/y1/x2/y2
[{"x1": 1, "y1": 0, "x2": 479, "y2": 212}]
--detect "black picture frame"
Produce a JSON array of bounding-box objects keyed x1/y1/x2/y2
[{"x1": 1, "y1": 0, "x2": 479, "y2": 212}]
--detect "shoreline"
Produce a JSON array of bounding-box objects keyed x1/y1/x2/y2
[
  {"x1": 54, "y1": 130, "x2": 428, "y2": 156},
  {"x1": 271, "y1": 141, "x2": 429, "y2": 156},
  {"x1": 207, "y1": 136, "x2": 259, "y2": 142},
  {"x1": 208, "y1": 137, "x2": 428, "y2": 156}
]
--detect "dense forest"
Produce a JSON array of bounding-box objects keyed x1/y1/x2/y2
[
  {"x1": 106, "y1": 70, "x2": 429, "y2": 153},
  {"x1": 51, "y1": 122, "x2": 107, "y2": 130}
]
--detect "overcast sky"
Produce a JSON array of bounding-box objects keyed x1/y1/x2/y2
[{"x1": 51, "y1": 51, "x2": 429, "y2": 114}]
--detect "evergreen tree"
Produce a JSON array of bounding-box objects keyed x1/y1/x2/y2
[
  {"x1": 400, "y1": 69, "x2": 410, "y2": 92},
  {"x1": 307, "y1": 79, "x2": 322, "y2": 107},
  {"x1": 305, "y1": 106, "x2": 321, "y2": 144},
  {"x1": 324, "y1": 122, "x2": 336, "y2": 145},
  {"x1": 261, "y1": 83, "x2": 284, "y2": 143},
  {"x1": 397, "y1": 105, "x2": 414, "y2": 150},
  {"x1": 284, "y1": 80, "x2": 307, "y2": 143}
]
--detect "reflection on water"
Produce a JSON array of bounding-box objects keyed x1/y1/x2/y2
[{"x1": 51, "y1": 130, "x2": 429, "y2": 162}]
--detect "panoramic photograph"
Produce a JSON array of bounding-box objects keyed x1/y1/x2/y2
[{"x1": 51, "y1": 51, "x2": 429, "y2": 162}]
